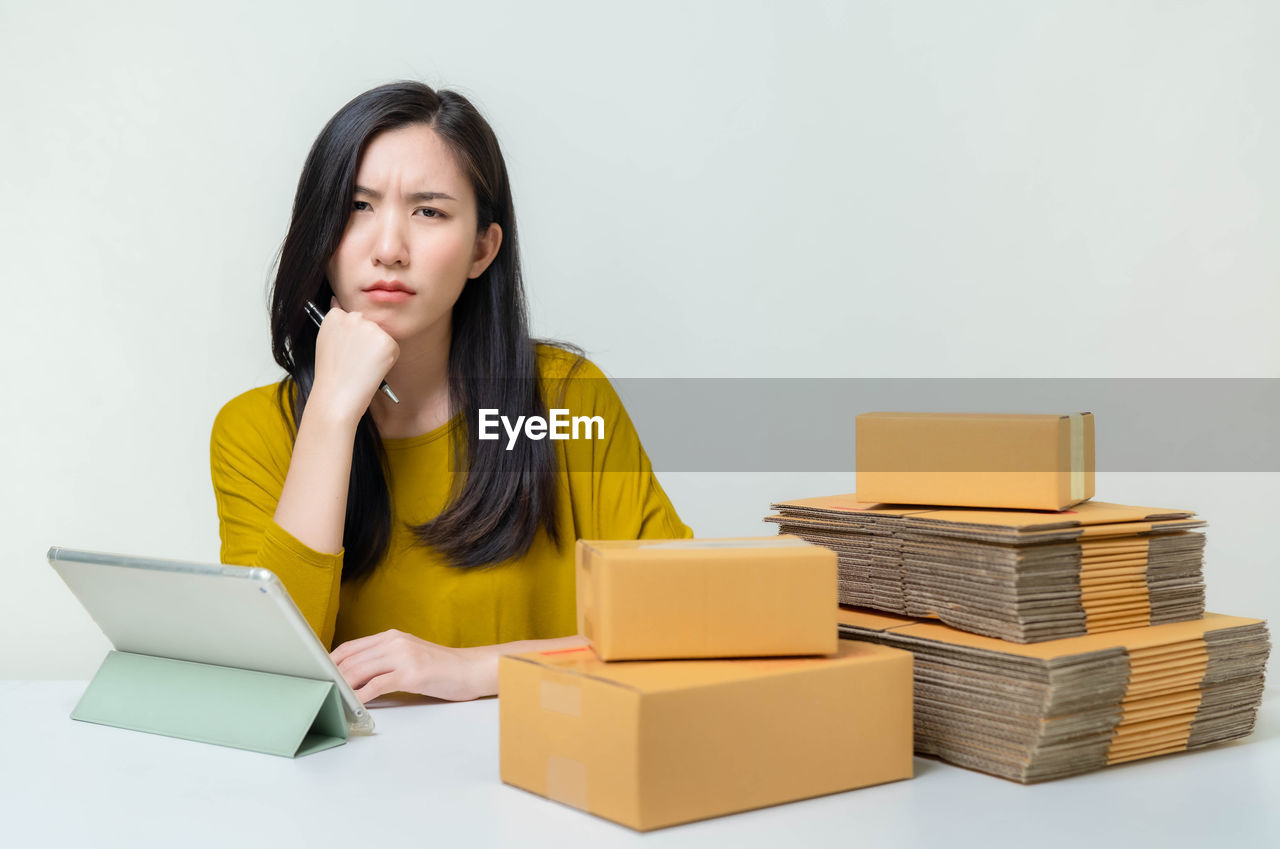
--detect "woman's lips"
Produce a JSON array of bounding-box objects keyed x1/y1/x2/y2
[{"x1": 364, "y1": 289, "x2": 414, "y2": 303}]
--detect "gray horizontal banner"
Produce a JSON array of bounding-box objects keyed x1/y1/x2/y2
[{"x1": 591, "y1": 378, "x2": 1280, "y2": 473}]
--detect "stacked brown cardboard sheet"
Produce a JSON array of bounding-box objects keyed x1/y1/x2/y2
[
  {"x1": 838, "y1": 607, "x2": 1270, "y2": 783},
  {"x1": 765, "y1": 495, "x2": 1206, "y2": 643}
]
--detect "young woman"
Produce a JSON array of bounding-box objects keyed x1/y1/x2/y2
[{"x1": 210, "y1": 81, "x2": 692, "y2": 704}]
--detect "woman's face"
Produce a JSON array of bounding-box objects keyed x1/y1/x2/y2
[{"x1": 326, "y1": 123, "x2": 501, "y2": 341}]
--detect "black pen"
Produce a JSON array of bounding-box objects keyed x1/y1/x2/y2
[{"x1": 305, "y1": 300, "x2": 400, "y2": 404}]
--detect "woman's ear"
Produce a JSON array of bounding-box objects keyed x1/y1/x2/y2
[{"x1": 468, "y1": 222, "x2": 503, "y2": 279}]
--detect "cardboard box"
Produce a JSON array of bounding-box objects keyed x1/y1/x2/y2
[
  {"x1": 499, "y1": 641, "x2": 914, "y2": 830},
  {"x1": 576, "y1": 537, "x2": 837, "y2": 660},
  {"x1": 855, "y1": 411, "x2": 1096, "y2": 511}
]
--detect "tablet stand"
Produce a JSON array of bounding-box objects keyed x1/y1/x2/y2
[{"x1": 71, "y1": 651, "x2": 349, "y2": 757}]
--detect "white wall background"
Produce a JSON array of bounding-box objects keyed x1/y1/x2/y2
[{"x1": 1, "y1": 0, "x2": 1275, "y2": 677}]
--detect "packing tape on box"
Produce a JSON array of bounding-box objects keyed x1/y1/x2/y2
[
  {"x1": 537, "y1": 674, "x2": 590, "y2": 809},
  {"x1": 546, "y1": 755, "x2": 589, "y2": 810},
  {"x1": 540, "y1": 679, "x2": 582, "y2": 717},
  {"x1": 1105, "y1": 638, "x2": 1208, "y2": 765},
  {"x1": 1069, "y1": 413, "x2": 1085, "y2": 503},
  {"x1": 1080, "y1": 538, "x2": 1151, "y2": 633}
]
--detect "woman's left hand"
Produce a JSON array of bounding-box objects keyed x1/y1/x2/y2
[{"x1": 330, "y1": 629, "x2": 489, "y2": 703}]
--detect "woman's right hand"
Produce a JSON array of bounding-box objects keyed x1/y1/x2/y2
[{"x1": 309, "y1": 296, "x2": 400, "y2": 426}]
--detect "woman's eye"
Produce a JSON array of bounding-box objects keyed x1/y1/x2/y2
[
  {"x1": 351, "y1": 200, "x2": 371, "y2": 212},
  {"x1": 416, "y1": 208, "x2": 443, "y2": 219}
]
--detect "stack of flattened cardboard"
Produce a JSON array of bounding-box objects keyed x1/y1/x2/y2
[
  {"x1": 763, "y1": 413, "x2": 1266, "y2": 782},
  {"x1": 765, "y1": 495, "x2": 1206, "y2": 643},
  {"x1": 838, "y1": 607, "x2": 1270, "y2": 783}
]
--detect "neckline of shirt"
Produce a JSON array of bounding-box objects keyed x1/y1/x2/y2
[{"x1": 379, "y1": 412, "x2": 462, "y2": 450}]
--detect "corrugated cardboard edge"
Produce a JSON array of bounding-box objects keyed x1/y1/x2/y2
[
  {"x1": 836, "y1": 604, "x2": 1263, "y2": 762},
  {"x1": 1105, "y1": 638, "x2": 1208, "y2": 764},
  {"x1": 1080, "y1": 537, "x2": 1152, "y2": 633}
]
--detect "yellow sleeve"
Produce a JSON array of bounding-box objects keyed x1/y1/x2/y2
[
  {"x1": 552, "y1": 354, "x2": 694, "y2": 541},
  {"x1": 208, "y1": 386, "x2": 344, "y2": 648}
]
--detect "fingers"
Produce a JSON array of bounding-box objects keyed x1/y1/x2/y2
[
  {"x1": 330, "y1": 629, "x2": 398, "y2": 666},
  {"x1": 332, "y1": 630, "x2": 418, "y2": 692},
  {"x1": 338, "y1": 646, "x2": 425, "y2": 703},
  {"x1": 325, "y1": 295, "x2": 364, "y2": 323},
  {"x1": 327, "y1": 295, "x2": 361, "y2": 318},
  {"x1": 355, "y1": 672, "x2": 400, "y2": 704},
  {"x1": 336, "y1": 650, "x2": 392, "y2": 690},
  {"x1": 329, "y1": 629, "x2": 471, "y2": 702}
]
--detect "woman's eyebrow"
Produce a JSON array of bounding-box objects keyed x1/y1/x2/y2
[{"x1": 353, "y1": 184, "x2": 457, "y2": 202}]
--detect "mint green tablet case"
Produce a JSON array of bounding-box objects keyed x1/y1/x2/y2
[{"x1": 71, "y1": 651, "x2": 349, "y2": 757}]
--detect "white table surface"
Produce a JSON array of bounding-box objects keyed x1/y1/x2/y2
[{"x1": 2, "y1": 681, "x2": 1276, "y2": 848}]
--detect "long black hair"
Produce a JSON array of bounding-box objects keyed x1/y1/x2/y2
[{"x1": 268, "y1": 81, "x2": 576, "y2": 580}]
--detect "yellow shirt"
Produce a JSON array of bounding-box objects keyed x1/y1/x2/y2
[{"x1": 210, "y1": 345, "x2": 692, "y2": 649}]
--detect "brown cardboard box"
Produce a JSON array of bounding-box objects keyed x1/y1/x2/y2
[
  {"x1": 575, "y1": 537, "x2": 837, "y2": 660},
  {"x1": 855, "y1": 411, "x2": 1096, "y2": 510},
  {"x1": 499, "y1": 641, "x2": 914, "y2": 831},
  {"x1": 838, "y1": 607, "x2": 1270, "y2": 782}
]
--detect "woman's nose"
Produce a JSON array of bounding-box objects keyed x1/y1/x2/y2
[{"x1": 372, "y1": 213, "x2": 409, "y2": 267}]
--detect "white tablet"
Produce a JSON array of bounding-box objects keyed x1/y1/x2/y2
[{"x1": 47, "y1": 546, "x2": 374, "y2": 734}]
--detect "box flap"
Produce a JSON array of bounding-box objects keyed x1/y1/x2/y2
[
  {"x1": 508, "y1": 642, "x2": 905, "y2": 693},
  {"x1": 772, "y1": 495, "x2": 1195, "y2": 530},
  {"x1": 841, "y1": 608, "x2": 1263, "y2": 660},
  {"x1": 580, "y1": 535, "x2": 817, "y2": 555},
  {"x1": 857, "y1": 412, "x2": 1092, "y2": 423}
]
